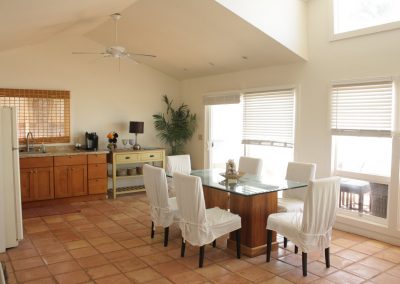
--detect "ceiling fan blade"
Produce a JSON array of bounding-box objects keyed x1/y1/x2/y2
[
  {"x1": 126, "y1": 55, "x2": 139, "y2": 64},
  {"x1": 127, "y1": 52, "x2": 156, "y2": 58},
  {"x1": 72, "y1": 51, "x2": 108, "y2": 55}
]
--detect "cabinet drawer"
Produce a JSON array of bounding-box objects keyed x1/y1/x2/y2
[
  {"x1": 115, "y1": 153, "x2": 140, "y2": 164},
  {"x1": 88, "y1": 154, "x2": 106, "y2": 164},
  {"x1": 140, "y1": 151, "x2": 163, "y2": 162},
  {"x1": 88, "y1": 178, "x2": 107, "y2": 194},
  {"x1": 88, "y1": 163, "x2": 107, "y2": 179},
  {"x1": 20, "y1": 157, "x2": 53, "y2": 169},
  {"x1": 54, "y1": 155, "x2": 87, "y2": 166}
]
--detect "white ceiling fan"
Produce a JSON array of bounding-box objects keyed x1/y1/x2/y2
[{"x1": 72, "y1": 13, "x2": 156, "y2": 66}]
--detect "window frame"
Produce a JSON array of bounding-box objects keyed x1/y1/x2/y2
[
  {"x1": 330, "y1": 78, "x2": 394, "y2": 223},
  {"x1": 329, "y1": 0, "x2": 400, "y2": 41}
]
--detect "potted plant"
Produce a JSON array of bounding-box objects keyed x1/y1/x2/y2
[{"x1": 153, "y1": 95, "x2": 197, "y2": 155}]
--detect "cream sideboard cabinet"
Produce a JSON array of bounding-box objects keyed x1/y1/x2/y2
[{"x1": 107, "y1": 148, "x2": 165, "y2": 199}]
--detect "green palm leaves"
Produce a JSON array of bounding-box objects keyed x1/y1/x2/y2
[{"x1": 153, "y1": 95, "x2": 197, "y2": 155}]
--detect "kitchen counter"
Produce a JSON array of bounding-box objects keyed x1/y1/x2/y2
[{"x1": 19, "y1": 145, "x2": 109, "y2": 158}]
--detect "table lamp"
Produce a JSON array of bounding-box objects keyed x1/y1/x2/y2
[{"x1": 129, "y1": 121, "x2": 144, "y2": 150}]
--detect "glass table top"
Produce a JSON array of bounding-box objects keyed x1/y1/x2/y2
[{"x1": 189, "y1": 169, "x2": 307, "y2": 196}]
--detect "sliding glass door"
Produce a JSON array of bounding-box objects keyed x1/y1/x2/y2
[{"x1": 208, "y1": 103, "x2": 243, "y2": 169}]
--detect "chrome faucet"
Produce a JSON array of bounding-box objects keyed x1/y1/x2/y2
[{"x1": 26, "y1": 131, "x2": 34, "y2": 152}]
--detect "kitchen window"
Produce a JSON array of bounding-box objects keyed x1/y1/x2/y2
[
  {"x1": 0, "y1": 88, "x2": 70, "y2": 144},
  {"x1": 331, "y1": 79, "x2": 393, "y2": 219},
  {"x1": 331, "y1": 0, "x2": 400, "y2": 40}
]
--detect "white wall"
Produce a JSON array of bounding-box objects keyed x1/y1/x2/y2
[
  {"x1": 216, "y1": 0, "x2": 308, "y2": 59},
  {"x1": 0, "y1": 33, "x2": 181, "y2": 149},
  {"x1": 182, "y1": 0, "x2": 400, "y2": 243}
]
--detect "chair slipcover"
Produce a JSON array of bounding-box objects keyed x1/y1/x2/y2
[
  {"x1": 268, "y1": 176, "x2": 340, "y2": 252},
  {"x1": 143, "y1": 164, "x2": 179, "y2": 228},
  {"x1": 166, "y1": 155, "x2": 191, "y2": 175},
  {"x1": 166, "y1": 155, "x2": 191, "y2": 195},
  {"x1": 173, "y1": 173, "x2": 241, "y2": 246},
  {"x1": 238, "y1": 157, "x2": 263, "y2": 177},
  {"x1": 278, "y1": 162, "x2": 316, "y2": 212}
]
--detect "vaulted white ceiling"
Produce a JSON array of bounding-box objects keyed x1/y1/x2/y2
[{"x1": 0, "y1": 0, "x2": 307, "y2": 80}]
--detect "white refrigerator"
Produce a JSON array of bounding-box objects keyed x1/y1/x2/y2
[{"x1": 0, "y1": 106, "x2": 23, "y2": 253}]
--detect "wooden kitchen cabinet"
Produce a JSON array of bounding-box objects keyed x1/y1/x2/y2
[
  {"x1": 20, "y1": 157, "x2": 54, "y2": 202},
  {"x1": 88, "y1": 154, "x2": 107, "y2": 195},
  {"x1": 54, "y1": 156, "x2": 88, "y2": 198},
  {"x1": 20, "y1": 152, "x2": 107, "y2": 205}
]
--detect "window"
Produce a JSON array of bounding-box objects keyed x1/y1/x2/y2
[
  {"x1": 205, "y1": 88, "x2": 295, "y2": 180},
  {"x1": 0, "y1": 88, "x2": 70, "y2": 144},
  {"x1": 331, "y1": 80, "x2": 393, "y2": 219},
  {"x1": 242, "y1": 89, "x2": 295, "y2": 147},
  {"x1": 332, "y1": 0, "x2": 400, "y2": 38},
  {"x1": 243, "y1": 89, "x2": 295, "y2": 179}
]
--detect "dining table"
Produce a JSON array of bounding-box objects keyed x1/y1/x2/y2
[{"x1": 190, "y1": 169, "x2": 307, "y2": 257}]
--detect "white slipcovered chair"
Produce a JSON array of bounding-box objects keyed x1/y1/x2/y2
[
  {"x1": 173, "y1": 172, "x2": 242, "y2": 267},
  {"x1": 166, "y1": 155, "x2": 191, "y2": 194},
  {"x1": 238, "y1": 156, "x2": 263, "y2": 177},
  {"x1": 278, "y1": 162, "x2": 316, "y2": 248},
  {"x1": 143, "y1": 164, "x2": 179, "y2": 247},
  {"x1": 266, "y1": 176, "x2": 340, "y2": 276}
]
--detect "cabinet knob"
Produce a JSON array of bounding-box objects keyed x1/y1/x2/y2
[
  {"x1": 150, "y1": 155, "x2": 155, "y2": 158},
  {"x1": 125, "y1": 157, "x2": 130, "y2": 159}
]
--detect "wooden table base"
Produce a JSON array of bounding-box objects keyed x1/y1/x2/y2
[{"x1": 203, "y1": 185, "x2": 278, "y2": 257}]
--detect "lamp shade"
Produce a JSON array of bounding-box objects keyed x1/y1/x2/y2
[{"x1": 129, "y1": 121, "x2": 144, "y2": 134}]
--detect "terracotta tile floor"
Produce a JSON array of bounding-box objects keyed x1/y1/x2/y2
[{"x1": 2, "y1": 193, "x2": 400, "y2": 284}]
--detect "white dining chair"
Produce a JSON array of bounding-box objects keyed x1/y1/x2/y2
[
  {"x1": 278, "y1": 162, "x2": 316, "y2": 247},
  {"x1": 173, "y1": 172, "x2": 242, "y2": 267},
  {"x1": 278, "y1": 162, "x2": 317, "y2": 212},
  {"x1": 166, "y1": 155, "x2": 191, "y2": 195},
  {"x1": 238, "y1": 156, "x2": 263, "y2": 177},
  {"x1": 266, "y1": 176, "x2": 340, "y2": 276},
  {"x1": 143, "y1": 164, "x2": 179, "y2": 247}
]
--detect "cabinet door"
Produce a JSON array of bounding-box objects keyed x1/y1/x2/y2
[
  {"x1": 33, "y1": 167, "x2": 54, "y2": 200},
  {"x1": 54, "y1": 166, "x2": 70, "y2": 198},
  {"x1": 70, "y1": 165, "x2": 87, "y2": 196},
  {"x1": 20, "y1": 168, "x2": 33, "y2": 202}
]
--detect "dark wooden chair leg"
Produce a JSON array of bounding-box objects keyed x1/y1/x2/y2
[
  {"x1": 212, "y1": 240, "x2": 216, "y2": 248},
  {"x1": 236, "y1": 229, "x2": 241, "y2": 259},
  {"x1": 302, "y1": 252, "x2": 307, "y2": 276},
  {"x1": 325, "y1": 247, "x2": 330, "y2": 268},
  {"x1": 199, "y1": 245, "x2": 205, "y2": 267},
  {"x1": 284, "y1": 237, "x2": 288, "y2": 248},
  {"x1": 181, "y1": 238, "x2": 186, "y2": 257},
  {"x1": 151, "y1": 221, "x2": 155, "y2": 239},
  {"x1": 163, "y1": 227, "x2": 169, "y2": 247},
  {"x1": 266, "y1": 229, "x2": 272, "y2": 262},
  {"x1": 295, "y1": 245, "x2": 298, "y2": 254}
]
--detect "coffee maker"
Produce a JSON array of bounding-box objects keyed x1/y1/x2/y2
[{"x1": 85, "y1": 132, "x2": 98, "y2": 151}]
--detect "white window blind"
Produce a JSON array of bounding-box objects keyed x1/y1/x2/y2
[
  {"x1": 203, "y1": 92, "x2": 241, "y2": 105},
  {"x1": 242, "y1": 89, "x2": 295, "y2": 148},
  {"x1": 331, "y1": 80, "x2": 393, "y2": 137}
]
